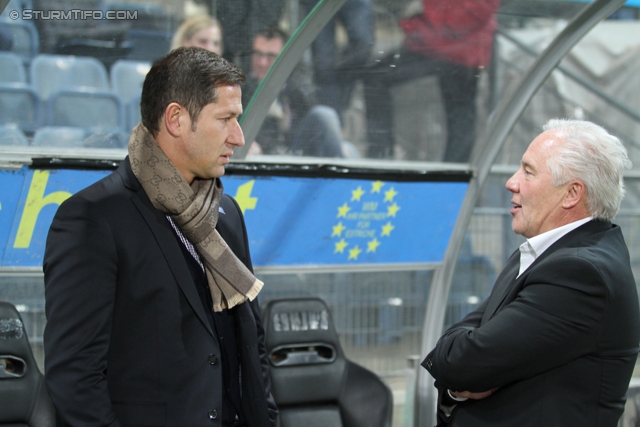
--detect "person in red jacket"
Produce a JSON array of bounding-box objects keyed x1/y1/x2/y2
[{"x1": 362, "y1": 0, "x2": 500, "y2": 162}]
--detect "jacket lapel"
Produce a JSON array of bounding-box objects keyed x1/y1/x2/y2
[
  {"x1": 120, "y1": 158, "x2": 216, "y2": 340},
  {"x1": 482, "y1": 250, "x2": 520, "y2": 323},
  {"x1": 481, "y1": 220, "x2": 610, "y2": 323}
]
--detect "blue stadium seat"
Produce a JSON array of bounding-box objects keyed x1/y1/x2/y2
[
  {"x1": 32, "y1": 126, "x2": 86, "y2": 147},
  {"x1": 33, "y1": 126, "x2": 128, "y2": 149},
  {"x1": 110, "y1": 59, "x2": 150, "y2": 104},
  {"x1": 45, "y1": 88, "x2": 125, "y2": 131},
  {"x1": 0, "y1": 52, "x2": 27, "y2": 83},
  {"x1": 0, "y1": 82, "x2": 41, "y2": 133},
  {"x1": 0, "y1": 18, "x2": 38, "y2": 62},
  {"x1": 125, "y1": 29, "x2": 172, "y2": 63},
  {"x1": 126, "y1": 94, "x2": 141, "y2": 132},
  {"x1": 30, "y1": 54, "x2": 109, "y2": 100},
  {"x1": 0, "y1": 124, "x2": 29, "y2": 146}
]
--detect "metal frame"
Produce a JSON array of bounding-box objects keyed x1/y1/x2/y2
[{"x1": 415, "y1": 0, "x2": 627, "y2": 425}]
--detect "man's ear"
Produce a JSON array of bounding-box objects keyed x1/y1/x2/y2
[
  {"x1": 164, "y1": 102, "x2": 186, "y2": 138},
  {"x1": 563, "y1": 180, "x2": 585, "y2": 209}
]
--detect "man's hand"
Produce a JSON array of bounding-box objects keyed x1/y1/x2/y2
[{"x1": 451, "y1": 388, "x2": 498, "y2": 400}]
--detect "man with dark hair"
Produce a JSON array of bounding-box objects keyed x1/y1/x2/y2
[
  {"x1": 242, "y1": 26, "x2": 347, "y2": 157},
  {"x1": 43, "y1": 47, "x2": 278, "y2": 427}
]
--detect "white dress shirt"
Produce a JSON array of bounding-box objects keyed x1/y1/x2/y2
[{"x1": 517, "y1": 217, "x2": 592, "y2": 278}]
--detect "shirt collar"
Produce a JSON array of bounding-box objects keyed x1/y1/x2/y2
[{"x1": 517, "y1": 217, "x2": 592, "y2": 277}]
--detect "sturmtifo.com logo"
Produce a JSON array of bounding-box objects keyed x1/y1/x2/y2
[{"x1": 8, "y1": 9, "x2": 138, "y2": 20}]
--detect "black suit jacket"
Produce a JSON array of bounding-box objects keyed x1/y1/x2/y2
[
  {"x1": 43, "y1": 158, "x2": 278, "y2": 427},
  {"x1": 424, "y1": 220, "x2": 640, "y2": 427}
]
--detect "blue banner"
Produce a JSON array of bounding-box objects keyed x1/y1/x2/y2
[{"x1": 0, "y1": 167, "x2": 468, "y2": 269}]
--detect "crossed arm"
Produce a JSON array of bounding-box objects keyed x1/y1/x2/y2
[{"x1": 426, "y1": 255, "x2": 609, "y2": 408}]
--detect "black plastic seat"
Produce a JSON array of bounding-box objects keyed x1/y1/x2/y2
[
  {"x1": 261, "y1": 297, "x2": 393, "y2": 427},
  {"x1": 0, "y1": 301, "x2": 55, "y2": 427}
]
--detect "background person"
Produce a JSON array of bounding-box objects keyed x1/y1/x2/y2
[
  {"x1": 213, "y1": 0, "x2": 284, "y2": 74},
  {"x1": 171, "y1": 14, "x2": 223, "y2": 55},
  {"x1": 43, "y1": 47, "x2": 278, "y2": 427},
  {"x1": 362, "y1": 0, "x2": 500, "y2": 161},
  {"x1": 424, "y1": 119, "x2": 640, "y2": 426},
  {"x1": 242, "y1": 26, "x2": 346, "y2": 158},
  {"x1": 299, "y1": 0, "x2": 375, "y2": 123}
]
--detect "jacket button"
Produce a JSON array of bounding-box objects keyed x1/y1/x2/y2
[
  {"x1": 208, "y1": 409, "x2": 218, "y2": 420},
  {"x1": 208, "y1": 354, "x2": 217, "y2": 365}
]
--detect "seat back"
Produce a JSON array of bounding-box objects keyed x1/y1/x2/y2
[
  {"x1": 0, "y1": 82, "x2": 41, "y2": 133},
  {"x1": 0, "y1": 125, "x2": 29, "y2": 146},
  {"x1": 0, "y1": 301, "x2": 56, "y2": 426},
  {"x1": 0, "y1": 52, "x2": 27, "y2": 83},
  {"x1": 125, "y1": 29, "x2": 172, "y2": 63},
  {"x1": 30, "y1": 54, "x2": 109, "y2": 100},
  {"x1": 110, "y1": 59, "x2": 150, "y2": 105},
  {"x1": 0, "y1": 18, "x2": 39, "y2": 62},
  {"x1": 45, "y1": 89, "x2": 125, "y2": 132},
  {"x1": 261, "y1": 297, "x2": 393, "y2": 427},
  {"x1": 126, "y1": 94, "x2": 141, "y2": 132},
  {"x1": 33, "y1": 126, "x2": 127, "y2": 149}
]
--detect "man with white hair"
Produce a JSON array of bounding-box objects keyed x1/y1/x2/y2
[{"x1": 424, "y1": 119, "x2": 640, "y2": 426}]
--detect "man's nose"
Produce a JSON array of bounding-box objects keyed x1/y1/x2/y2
[
  {"x1": 228, "y1": 120, "x2": 245, "y2": 147},
  {"x1": 505, "y1": 173, "x2": 518, "y2": 192}
]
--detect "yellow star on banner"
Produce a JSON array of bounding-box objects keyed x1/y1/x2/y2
[
  {"x1": 371, "y1": 181, "x2": 384, "y2": 193},
  {"x1": 351, "y1": 186, "x2": 365, "y2": 202},
  {"x1": 381, "y1": 222, "x2": 395, "y2": 237},
  {"x1": 332, "y1": 222, "x2": 346, "y2": 237},
  {"x1": 337, "y1": 203, "x2": 351, "y2": 218},
  {"x1": 387, "y1": 203, "x2": 400, "y2": 217},
  {"x1": 384, "y1": 187, "x2": 398, "y2": 202},
  {"x1": 334, "y1": 239, "x2": 348, "y2": 253},
  {"x1": 367, "y1": 238, "x2": 381, "y2": 253},
  {"x1": 234, "y1": 180, "x2": 258, "y2": 214},
  {"x1": 348, "y1": 245, "x2": 362, "y2": 260}
]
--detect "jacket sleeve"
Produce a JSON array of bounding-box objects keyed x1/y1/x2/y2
[
  {"x1": 427, "y1": 254, "x2": 610, "y2": 393},
  {"x1": 43, "y1": 195, "x2": 123, "y2": 427},
  {"x1": 424, "y1": 297, "x2": 489, "y2": 425},
  {"x1": 421, "y1": 0, "x2": 500, "y2": 34}
]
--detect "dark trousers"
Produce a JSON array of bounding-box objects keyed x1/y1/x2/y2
[
  {"x1": 300, "y1": 0, "x2": 374, "y2": 121},
  {"x1": 363, "y1": 49, "x2": 480, "y2": 162}
]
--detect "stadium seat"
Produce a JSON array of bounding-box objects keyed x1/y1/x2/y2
[
  {"x1": 125, "y1": 29, "x2": 172, "y2": 63},
  {"x1": 261, "y1": 297, "x2": 393, "y2": 427},
  {"x1": 0, "y1": 18, "x2": 39, "y2": 62},
  {"x1": 33, "y1": 126, "x2": 128, "y2": 149},
  {"x1": 45, "y1": 88, "x2": 125, "y2": 132},
  {"x1": 0, "y1": 52, "x2": 27, "y2": 83},
  {"x1": 110, "y1": 59, "x2": 150, "y2": 105},
  {"x1": 0, "y1": 125, "x2": 29, "y2": 146},
  {"x1": 32, "y1": 126, "x2": 86, "y2": 147},
  {"x1": 0, "y1": 301, "x2": 56, "y2": 426},
  {"x1": 126, "y1": 94, "x2": 141, "y2": 132},
  {"x1": 0, "y1": 82, "x2": 40, "y2": 133},
  {"x1": 30, "y1": 54, "x2": 109, "y2": 100}
]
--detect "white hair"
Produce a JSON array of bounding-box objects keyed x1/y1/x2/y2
[{"x1": 543, "y1": 119, "x2": 631, "y2": 221}]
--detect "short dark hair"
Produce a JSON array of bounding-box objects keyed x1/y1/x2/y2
[
  {"x1": 141, "y1": 47, "x2": 246, "y2": 136},
  {"x1": 254, "y1": 26, "x2": 289, "y2": 45}
]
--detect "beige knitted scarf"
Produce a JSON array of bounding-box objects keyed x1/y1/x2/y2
[{"x1": 128, "y1": 123, "x2": 263, "y2": 312}]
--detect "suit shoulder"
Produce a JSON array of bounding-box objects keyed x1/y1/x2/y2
[{"x1": 57, "y1": 169, "x2": 132, "y2": 216}]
